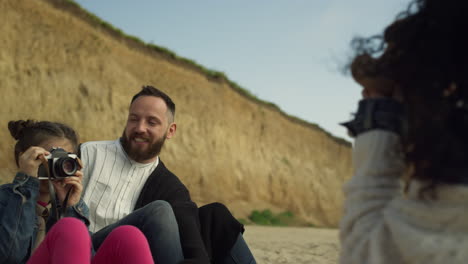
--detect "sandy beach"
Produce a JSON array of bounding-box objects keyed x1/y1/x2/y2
[{"x1": 243, "y1": 226, "x2": 340, "y2": 264}]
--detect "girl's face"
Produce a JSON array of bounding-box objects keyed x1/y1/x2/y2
[{"x1": 39, "y1": 137, "x2": 74, "y2": 154}]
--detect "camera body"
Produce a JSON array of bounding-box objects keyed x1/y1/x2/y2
[{"x1": 38, "y1": 148, "x2": 80, "y2": 180}]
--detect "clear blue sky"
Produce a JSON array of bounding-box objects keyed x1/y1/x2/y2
[{"x1": 74, "y1": 0, "x2": 411, "y2": 140}]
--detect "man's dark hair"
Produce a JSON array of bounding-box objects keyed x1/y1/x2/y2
[{"x1": 131, "y1": 85, "x2": 176, "y2": 121}]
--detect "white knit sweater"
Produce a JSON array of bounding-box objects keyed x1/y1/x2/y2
[{"x1": 340, "y1": 130, "x2": 468, "y2": 264}]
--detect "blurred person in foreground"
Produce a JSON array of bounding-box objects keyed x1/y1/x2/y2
[{"x1": 340, "y1": 0, "x2": 468, "y2": 263}]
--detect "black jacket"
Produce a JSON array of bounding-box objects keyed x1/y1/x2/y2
[
  {"x1": 134, "y1": 160, "x2": 243, "y2": 264},
  {"x1": 135, "y1": 160, "x2": 210, "y2": 263},
  {"x1": 199, "y1": 202, "x2": 245, "y2": 264}
]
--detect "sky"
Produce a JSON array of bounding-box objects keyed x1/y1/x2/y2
[{"x1": 74, "y1": 0, "x2": 412, "y2": 140}]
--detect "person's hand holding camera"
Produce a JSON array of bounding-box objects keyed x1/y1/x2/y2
[
  {"x1": 18, "y1": 146, "x2": 50, "y2": 177},
  {"x1": 52, "y1": 169, "x2": 83, "y2": 207},
  {"x1": 18, "y1": 146, "x2": 84, "y2": 207},
  {"x1": 351, "y1": 53, "x2": 400, "y2": 100}
]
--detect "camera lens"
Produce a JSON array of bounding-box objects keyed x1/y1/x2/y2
[
  {"x1": 54, "y1": 157, "x2": 78, "y2": 177},
  {"x1": 62, "y1": 159, "x2": 77, "y2": 174}
]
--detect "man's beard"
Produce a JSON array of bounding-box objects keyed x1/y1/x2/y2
[{"x1": 120, "y1": 131, "x2": 166, "y2": 163}]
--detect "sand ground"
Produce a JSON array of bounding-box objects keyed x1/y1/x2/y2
[{"x1": 243, "y1": 226, "x2": 340, "y2": 264}]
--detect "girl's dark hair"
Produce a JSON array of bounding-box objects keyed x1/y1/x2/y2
[
  {"x1": 8, "y1": 120, "x2": 79, "y2": 166},
  {"x1": 349, "y1": 0, "x2": 468, "y2": 191}
]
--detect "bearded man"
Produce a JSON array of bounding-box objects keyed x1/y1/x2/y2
[{"x1": 80, "y1": 86, "x2": 256, "y2": 264}]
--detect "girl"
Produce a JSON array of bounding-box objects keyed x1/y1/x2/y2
[{"x1": 340, "y1": 0, "x2": 468, "y2": 263}]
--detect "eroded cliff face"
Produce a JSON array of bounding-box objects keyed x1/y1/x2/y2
[{"x1": 0, "y1": 0, "x2": 352, "y2": 226}]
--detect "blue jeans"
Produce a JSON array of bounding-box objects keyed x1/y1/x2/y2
[
  {"x1": 224, "y1": 233, "x2": 257, "y2": 264},
  {"x1": 91, "y1": 200, "x2": 184, "y2": 264}
]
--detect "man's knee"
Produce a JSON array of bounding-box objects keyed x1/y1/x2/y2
[
  {"x1": 144, "y1": 200, "x2": 172, "y2": 212},
  {"x1": 200, "y1": 202, "x2": 229, "y2": 214},
  {"x1": 138, "y1": 200, "x2": 177, "y2": 229},
  {"x1": 199, "y1": 202, "x2": 233, "y2": 221}
]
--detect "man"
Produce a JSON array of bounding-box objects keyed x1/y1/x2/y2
[{"x1": 80, "y1": 86, "x2": 255, "y2": 264}]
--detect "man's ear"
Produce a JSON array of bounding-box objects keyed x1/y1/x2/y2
[{"x1": 166, "y1": 123, "x2": 177, "y2": 139}]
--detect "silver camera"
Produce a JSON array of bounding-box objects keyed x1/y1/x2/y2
[{"x1": 38, "y1": 148, "x2": 79, "y2": 180}]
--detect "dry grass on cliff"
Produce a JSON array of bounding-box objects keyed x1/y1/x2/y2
[
  {"x1": 48, "y1": 0, "x2": 351, "y2": 148},
  {"x1": 0, "y1": 0, "x2": 353, "y2": 227}
]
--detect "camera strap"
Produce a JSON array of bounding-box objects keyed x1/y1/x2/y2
[
  {"x1": 39, "y1": 155, "x2": 72, "y2": 219},
  {"x1": 47, "y1": 179, "x2": 60, "y2": 220}
]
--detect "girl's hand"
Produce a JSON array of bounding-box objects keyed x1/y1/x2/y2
[
  {"x1": 351, "y1": 54, "x2": 401, "y2": 100},
  {"x1": 52, "y1": 170, "x2": 83, "y2": 207},
  {"x1": 357, "y1": 76, "x2": 396, "y2": 99},
  {"x1": 18, "y1": 147, "x2": 50, "y2": 177}
]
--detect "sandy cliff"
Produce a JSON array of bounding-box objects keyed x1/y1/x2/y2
[{"x1": 0, "y1": 0, "x2": 352, "y2": 226}]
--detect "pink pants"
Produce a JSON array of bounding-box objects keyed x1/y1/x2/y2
[{"x1": 27, "y1": 217, "x2": 154, "y2": 264}]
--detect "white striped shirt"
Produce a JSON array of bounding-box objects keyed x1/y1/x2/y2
[{"x1": 80, "y1": 139, "x2": 158, "y2": 232}]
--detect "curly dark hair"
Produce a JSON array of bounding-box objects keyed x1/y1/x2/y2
[
  {"x1": 350, "y1": 0, "x2": 468, "y2": 190},
  {"x1": 8, "y1": 120, "x2": 79, "y2": 167}
]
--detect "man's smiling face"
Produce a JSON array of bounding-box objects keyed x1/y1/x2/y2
[{"x1": 121, "y1": 95, "x2": 175, "y2": 163}]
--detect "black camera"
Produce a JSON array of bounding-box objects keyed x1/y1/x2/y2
[{"x1": 38, "y1": 148, "x2": 80, "y2": 180}]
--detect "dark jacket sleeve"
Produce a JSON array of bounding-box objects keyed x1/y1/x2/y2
[
  {"x1": 340, "y1": 98, "x2": 405, "y2": 137},
  {"x1": 171, "y1": 193, "x2": 210, "y2": 263},
  {"x1": 198, "y1": 203, "x2": 245, "y2": 264},
  {"x1": 135, "y1": 161, "x2": 210, "y2": 264},
  {"x1": 0, "y1": 173, "x2": 39, "y2": 264}
]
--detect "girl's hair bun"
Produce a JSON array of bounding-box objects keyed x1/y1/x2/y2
[{"x1": 8, "y1": 120, "x2": 36, "y2": 140}]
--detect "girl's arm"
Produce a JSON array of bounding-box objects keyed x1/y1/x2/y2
[
  {"x1": 340, "y1": 98, "x2": 406, "y2": 263},
  {"x1": 0, "y1": 173, "x2": 40, "y2": 263}
]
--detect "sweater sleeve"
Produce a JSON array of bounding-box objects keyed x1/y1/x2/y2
[
  {"x1": 166, "y1": 185, "x2": 210, "y2": 264},
  {"x1": 339, "y1": 130, "x2": 405, "y2": 264},
  {"x1": 136, "y1": 161, "x2": 211, "y2": 263},
  {"x1": 0, "y1": 173, "x2": 40, "y2": 263}
]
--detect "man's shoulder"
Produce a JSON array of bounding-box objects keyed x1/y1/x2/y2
[
  {"x1": 80, "y1": 140, "x2": 117, "y2": 150},
  {"x1": 79, "y1": 140, "x2": 119, "y2": 157},
  {"x1": 154, "y1": 160, "x2": 186, "y2": 187},
  {"x1": 140, "y1": 159, "x2": 191, "y2": 204},
  {"x1": 156, "y1": 160, "x2": 176, "y2": 177}
]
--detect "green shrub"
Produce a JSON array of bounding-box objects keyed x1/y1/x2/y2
[
  {"x1": 248, "y1": 209, "x2": 295, "y2": 226},
  {"x1": 237, "y1": 218, "x2": 247, "y2": 225}
]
